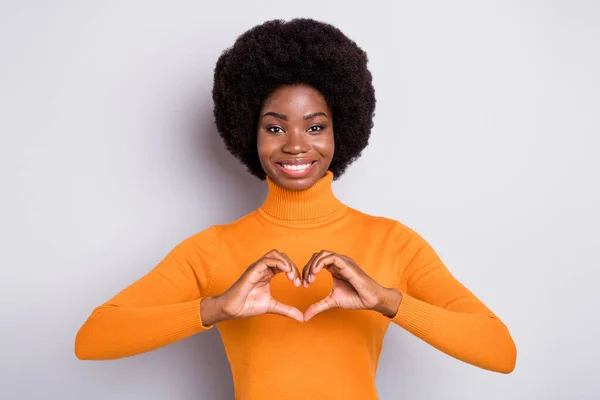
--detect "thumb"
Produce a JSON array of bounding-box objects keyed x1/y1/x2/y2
[
  {"x1": 267, "y1": 297, "x2": 304, "y2": 322},
  {"x1": 303, "y1": 294, "x2": 337, "y2": 322}
]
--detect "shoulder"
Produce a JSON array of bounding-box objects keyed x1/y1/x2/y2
[
  {"x1": 345, "y1": 206, "x2": 431, "y2": 248},
  {"x1": 345, "y1": 206, "x2": 409, "y2": 234},
  {"x1": 183, "y1": 210, "x2": 260, "y2": 247}
]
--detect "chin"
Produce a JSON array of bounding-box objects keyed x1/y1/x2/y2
[
  {"x1": 276, "y1": 176, "x2": 315, "y2": 191},
  {"x1": 268, "y1": 167, "x2": 322, "y2": 191}
]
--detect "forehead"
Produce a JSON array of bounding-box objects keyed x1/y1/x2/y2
[{"x1": 261, "y1": 84, "x2": 330, "y2": 112}]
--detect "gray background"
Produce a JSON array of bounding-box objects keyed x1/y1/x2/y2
[{"x1": 1, "y1": 1, "x2": 598, "y2": 399}]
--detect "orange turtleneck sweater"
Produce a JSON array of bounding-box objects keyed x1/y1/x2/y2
[{"x1": 75, "y1": 170, "x2": 516, "y2": 399}]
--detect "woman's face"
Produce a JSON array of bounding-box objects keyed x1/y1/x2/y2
[{"x1": 257, "y1": 84, "x2": 334, "y2": 191}]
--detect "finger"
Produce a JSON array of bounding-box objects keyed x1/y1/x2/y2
[
  {"x1": 303, "y1": 294, "x2": 337, "y2": 321},
  {"x1": 247, "y1": 257, "x2": 290, "y2": 283},
  {"x1": 279, "y1": 252, "x2": 302, "y2": 287},
  {"x1": 268, "y1": 298, "x2": 304, "y2": 322},
  {"x1": 302, "y1": 253, "x2": 319, "y2": 287},
  {"x1": 313, "y1": 254, "x2": 349, "y2": 277},
  {"x1": 308, "y1": 251, "x2": 337, "y2": 284},
  {"x1": 266, "y1": 249, "x2": 298, "y2": 283},
  {"x1": 339, "y1": 254, "x2": 355, "y2": 263},
  {"x1": 305, "y1": 250, "x2": 334, "y2": 287},
  {"x1": 261, "y1": 257, "x2": 291, "y2": 273}
]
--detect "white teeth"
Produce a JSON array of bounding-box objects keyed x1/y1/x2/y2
[{"x1": 281, "y1": 163, "x2": 311, "y2": 171}]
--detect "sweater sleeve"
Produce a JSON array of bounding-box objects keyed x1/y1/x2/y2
[
  {"x1": 74, "y1": 226, "x2": 219, "y2": 360},
  {"x1": 387, "y1": 223, "x2": 517, "y2": 373}
]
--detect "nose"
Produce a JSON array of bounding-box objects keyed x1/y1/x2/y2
[{"x1": 282, "y1": 130, "x2": 310, "y2": 154}]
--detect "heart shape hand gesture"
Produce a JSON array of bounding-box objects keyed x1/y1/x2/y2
[
  {"x1": 301, "y1": 250, "x2": 399, "y2": 321},
  {"x1": 201, "y1": 249, "x2": 402, "y2": 325},
  {"x1": 214, "y1": 249, "x2": 305, "y2": 322}
]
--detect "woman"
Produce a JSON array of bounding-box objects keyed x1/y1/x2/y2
[{"x1": 75, "y1": 18, "x2": 516, "y2": 399}]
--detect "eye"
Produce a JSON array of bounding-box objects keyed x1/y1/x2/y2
[
  {"x1": 308, "y1": 125, "x2": 323, "y2": 133},
  {"x1": 267, "y1": 126, "x2": 284, "y2": 134}
]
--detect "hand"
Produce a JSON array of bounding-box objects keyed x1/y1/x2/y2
[
  {"x1": 210, "y1": 249, "x2": 304, "y2": 323},
  {"x1": 302, "y1": 250, "x2": 402, "y2": 321}
]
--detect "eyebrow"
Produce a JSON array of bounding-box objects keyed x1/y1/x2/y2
[{"x1": 262, "y1": 111, "x2": 328, "y2": 121}]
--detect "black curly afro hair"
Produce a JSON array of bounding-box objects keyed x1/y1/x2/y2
[{"x1": 212, "y1": 18, "x2": 376, "y2": 180}]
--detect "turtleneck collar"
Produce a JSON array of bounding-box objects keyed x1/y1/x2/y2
[{"x1": 258, "y1": 170, "x2": 347, "y2": 226}]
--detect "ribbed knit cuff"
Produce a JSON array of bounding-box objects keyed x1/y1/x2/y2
[
  {"x1": 388, "y1": 293, "x2": 436, "y2": 339},
  {"x1": 162, "y1": 299, "x2": 213, "y2": 343}
]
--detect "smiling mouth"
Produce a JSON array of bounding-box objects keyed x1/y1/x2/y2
[{"x1": 276, "y1": 161, "x2": 317, "y2": 177}]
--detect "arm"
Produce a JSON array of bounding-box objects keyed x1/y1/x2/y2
[
  {"x1": 74, "y1": 226, "x2": 220, "y2": 360},
  {"x1": 387, "y1": 223, "x2": 517, "y2": 373}
]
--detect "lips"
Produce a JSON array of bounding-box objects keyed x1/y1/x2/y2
[
  {"x1": 276, "y1": 159, "x2": 316, "y2": 166},
  {"x1": 276, "y1": 160, "x2": 317, "y2": 177}
]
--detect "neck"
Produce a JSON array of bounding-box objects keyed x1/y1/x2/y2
[{"x1": 258, "y1": 170, "x2": 346, "y2": 226}]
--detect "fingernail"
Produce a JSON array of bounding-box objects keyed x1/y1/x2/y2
[{"x1": 295, "y1": 277, "x2": 300, "y2": 286}]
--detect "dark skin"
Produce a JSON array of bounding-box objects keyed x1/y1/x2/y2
[
  {"x1": 200, "y1": 84, "x2": 401, "y2": 325},
  {"x1": 257, "y1": 84, "x2": 334, "y2": 191}
]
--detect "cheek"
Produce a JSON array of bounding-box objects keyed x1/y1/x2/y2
[
  {"x1": 256, "y1": 132, "x2": 268, "y2": 153},
  {"x1": 256, "y1": 133, "x2": 277, "y2": 159},
  {"x1": 256, "y1": 135, "x2": 266, "y2": 164},
  {"x1": 315, "y1": 131, "x2": 335, "y2": 156}
]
